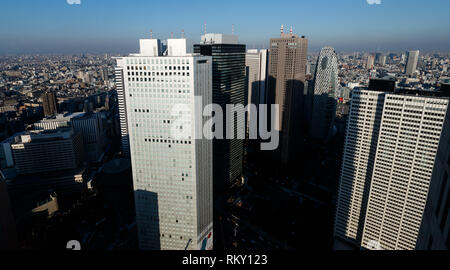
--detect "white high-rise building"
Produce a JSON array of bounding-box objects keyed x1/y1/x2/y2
[
  {"x1": 246, "y1": 49, "x2": 269, "y2": 106},
  {"x1": 334, "y1": 88, "x2": 387, "y2": 246},
  {"x1": 416, "y1": 96, "x2": 450, "y2": 250},
  {"x1": 115, "y1": 38, "x2": 213, "y2": 250},
  {"x1": 405, "y1": 50, "x2": 420, "y2": 76},
  {"x1": 335, "y1": 83, "x2": 450, "y2": 250},
  {"x1": 245, "y1": 49, "x2": 269, "y2": 134},
  {"x1": 310, "y1": 47, "x2": 339, "y2": 142}
]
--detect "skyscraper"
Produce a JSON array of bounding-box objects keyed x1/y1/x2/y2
[
  {"x1": 194, "y1": 33, "x2": 246, "y2": 188},
  {"x1": 378, "y1": 55, "x2": 387, "y2": 66},
  {"x1": 309, "y1": 47, "x2": 338, "y2": 142},
  {"x1": 42, "y1": 91, "x2": 58, "y2": 118},
  {"x1": 268, "y1": 28, "x2": 308, "y2": 164},
  {"x1": 116, "y1": 38, "x2": 213, "y2": 250},
  {"x1": 115, "y1": 65, "x2": 130, "y2": 157},
  {"x1": 246, "y1": 49, "x2": 269, "y2": 136},
  {"x1": 365, "y1": 55, "x2": 375, "y2": 70},
  {"x1": 246, "y1": 49, "x2": 269, "y2": 107},
  {"x1": 416, "y1": 90, "x2": 450, "y2": 249},
  {"x1": 334, "y1": 81, "x2": 450, "y2": 250},
  {"x1": 35, "y1": 112, "x2": 106, "y2": 162},
  {"x1": 405, "y1": 50, "x2": 420, "y2": 76}
]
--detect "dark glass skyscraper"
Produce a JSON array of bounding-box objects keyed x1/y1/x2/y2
[{"x1": 194, "y1": 34, "x2": 246, "y2": 190}]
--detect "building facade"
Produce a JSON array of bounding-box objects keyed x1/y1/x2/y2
[
  {"x1": 309, "y1": 47, "x2": 339, "y2": 142},
  {"x1": 42, "y1": 91, "x2": 58, "y2": 118},
  {"x1": 6, "y1": 129, "x2": 84, "y2": 175},
  {"x1": 366, "y1": 55, "x2": 375, "y2": 70},
  {"x1": 246, "y1": 49, "x2": 269, "y2": 107},
  {"x1": 194, "y1": 33, "x2": 246, "y2": 188},
  {"x1": 268, "y1": 31, "x2": 308, "y2": 164},
  {"x1": 116, "y1": 38, "x2": 213, "y2": 250},
  {"x1": 417, "y1": 98, "x2": 450, "y2": 250},
  {"x1": 334, "y1": 83, "x2": 450, "y2": 250},
  {"x1": 115, "y1": 65, "x2": 130, "y2": 157},
  {"x1": 405, "y1": 50, "x2": 420, "y2": 76}
]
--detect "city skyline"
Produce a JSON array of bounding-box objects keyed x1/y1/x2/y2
[
  {"x1": 1, "y1": 1, "x2": 449, "y2": 254},
  {"x1": 1, "y1": 0, "x2": 450, "y2": 54}
]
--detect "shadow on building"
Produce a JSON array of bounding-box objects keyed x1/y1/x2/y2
[{"x1": 134, "y1": 190, "x2": 160, "y2": 250}]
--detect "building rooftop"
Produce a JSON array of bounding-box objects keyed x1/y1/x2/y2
[
  {"x1": 40, "y1": 112, "x2": 86, "y2": 122},
  {"x1": 11, "y1": 128, "x2": 75, "y2": 144},
  {"x1": 200, "y1": 33, "x2": 239, "y2": 45},
  {"x1": 365, "y1": 79, "x2": 450, "y2": 98}
]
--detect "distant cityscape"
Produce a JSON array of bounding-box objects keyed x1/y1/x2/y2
[{"x1": 0, "y1": 23, "x2": 449, "y2": 252}]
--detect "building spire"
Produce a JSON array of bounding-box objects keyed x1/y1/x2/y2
[{"x1": 290, "y1": 26, "x2": 293, "y2": 35}]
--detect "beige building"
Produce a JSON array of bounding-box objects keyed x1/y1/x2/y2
[{"x1": 268, "y1": 29, "x2": 308, "y2": 164}]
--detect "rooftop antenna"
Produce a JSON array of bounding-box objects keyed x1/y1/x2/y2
[
  {"x1": 204, "y1": 22, "x2": 207, "y2": 35},
  {"x1": 281, "y1": 24, "x2": 284, "y2": 35},
  {"x1": 232, "y1": 24, "x2": 235, "y2": 35},
  {"x1": 290, "y1": 26, "x2": 293, "y2": 35},
  {"x1": 181, "y1": 29, "x2": 185, "y2": 38},
  {"x1": 171, "y1": 32, "x2": 174, "y2": 38},
  {"x1": 150, "y1": 29, "x2": 153, "y2": 39}
]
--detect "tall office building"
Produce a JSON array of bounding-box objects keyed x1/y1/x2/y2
[
  {"x1": 246, "y1": 49, "x2": 269, "y2": 107},
  {"x1": 405, "y1": 50, "x2": 420, "y2": 76},
  {"x1": 416, "y1": 87, "x2": 450, "y2": 250},
  {"x1": 116, "y1": 38, "x2": 213, "y2": 250},
  {"x1": 378, "y1": 55, "x2": 387, "y2": 66},
  {"x1": 0, "y1": 172, "x2": 18, "y2": 249},
  {"x1": 365, "y1": 55, "x2": 375, "y2": 70},
  {"x1": 268, "y1": 28, "x2": 308, "y2": 164},
  {"x1": 101, "y1": 68, "x2": 109, "y2": 83},
  {"x1": 194, "y1": 33, "x2": 246, "y2": 188},
  {"x1": 401, "y1": 53, "x2": 407, "y2": 65},
  {"x1": 115, "y1": 65, "x2": 130, "y2": 157},
  {"x1": 246, "y1": 49, "x2": 269, "y2": 136},
  {"x1": 42, "y1": 91, "x2": 58, "y2": 118},
  {"x1": 309, "y1": 47, "x2": 338, "y2": 142},
  {"x1": 334, "y1": 81, "x2": 450, "y2": 250}
]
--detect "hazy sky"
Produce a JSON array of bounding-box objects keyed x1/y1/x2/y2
[{"x1": 1, "y1": 0, "x2": 450, "y2": 54}]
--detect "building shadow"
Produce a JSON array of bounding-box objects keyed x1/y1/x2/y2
[
  {"x1": 134, "y1": 190, "x2": 160, "y2": 250},
  {"x1": 266, "y1": 76, "x2": 307, "y2": 166},
  {"x1": 309, "y1": 92, "x2": 337, "y2": 142}
]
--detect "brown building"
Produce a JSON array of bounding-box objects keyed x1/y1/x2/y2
[
  {"x1": 0, "y1": 174, "x2": 18, "y2": 250},
  {"x1": 268, "y1": 28, "x2": 308, "y2": 164},
  {"x1": 42, "y1": 91, "x2": 58, "y2": 118}
]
